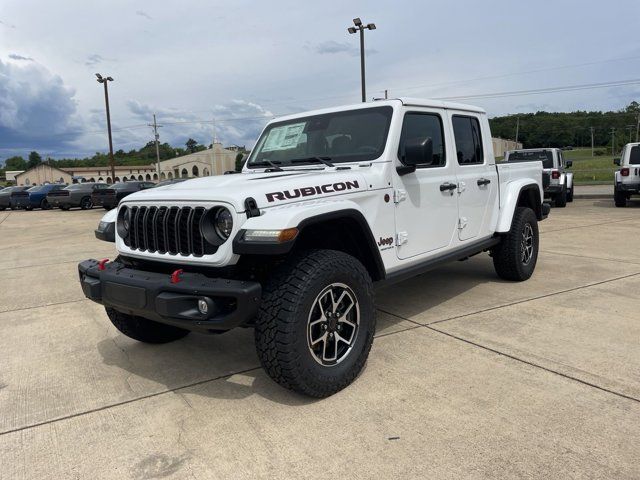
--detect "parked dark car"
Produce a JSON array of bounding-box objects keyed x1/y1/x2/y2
[
  {"x1": 91, "y1": 181, "x2": 155, "y2": 210},
  {"x1": 154, "y1": 178, "x2": 188, "y2": 188},
  {"x1": 0, "y1": 186, "x2": 31, "y2": 211},
  {"x1": 46, "y1": 182, "x2": 108, "y2": 210},
  {"x1": 11, "y1": 184, "x2": 68, "y2": 210}
]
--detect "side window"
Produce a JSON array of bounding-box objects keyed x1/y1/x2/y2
[
  {"x1": 397, "y1": 112, "x2": 446, "y2": 167},
  {"x1": 630, "y1": 146, "x2": 640, "y2": 165},
  {"x1": 452, "y1": 116, "x2": 484, "y2": 165},
  {"x1": 557, "y1": 151, "x2": 564, "y2": 168}
]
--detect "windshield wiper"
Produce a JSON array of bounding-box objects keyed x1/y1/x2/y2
[
  {"x1": 251, "y1": 159, "x2": 283, "y2": 171},
  {"x1": 290, "y1": 156, "x2": 335, "y2": 168}
]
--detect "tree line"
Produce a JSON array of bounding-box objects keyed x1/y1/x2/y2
[
  {"x1": 489, "y1": 101, "x2": 640, "y2": 152},
  {"x1": 2, "y1": 138, "x2": 212, "y2": 173}
]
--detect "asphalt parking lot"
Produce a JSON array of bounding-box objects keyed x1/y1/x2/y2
[{"x1": 1, "y1": 199, "x2": 639, "y2": 479}]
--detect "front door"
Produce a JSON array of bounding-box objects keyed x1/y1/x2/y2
[
  {"x1": 450, "y1": 113, "x2": 498, "y2": 241},
  {"x1": 394, "y1": 110, "x2": 459, "y2": 260}
]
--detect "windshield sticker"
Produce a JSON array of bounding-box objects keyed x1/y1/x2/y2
[{"x1": 262, "y1": 123, "x2": 306, "y2": 152}]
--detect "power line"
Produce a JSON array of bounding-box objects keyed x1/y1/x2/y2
[{"x1": 437, "y1": 78, "x2": 640, "y2": 101}]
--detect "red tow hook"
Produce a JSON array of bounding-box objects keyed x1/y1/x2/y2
[
  {"x1": 98, "y1": 258, "x2": 109, "y2": 271},
  {"x1": 170, "y1": 269, "x2": 184, "y2": 284}
]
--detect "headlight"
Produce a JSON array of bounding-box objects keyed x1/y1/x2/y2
[
  {"x1": 201, "y1": 207, "x2": 233, "y2": 245},
  {"x1": 214, "y1": 208, "x2": 233, "y2": 239},
  {"x1": 116, "y1": 206, "x2": 130, "y2": 238}
]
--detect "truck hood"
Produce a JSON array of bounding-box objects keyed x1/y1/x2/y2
[{"x1": 121, "y1": 169, "x2": 368, "y2": 212}]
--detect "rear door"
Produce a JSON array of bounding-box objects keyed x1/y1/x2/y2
[
  {"x1": 450, "y1": 113, "x2": 498, "y2": 241},
  {"x1": 394, "y1": 109, "x2": 459, "y2": 259}
]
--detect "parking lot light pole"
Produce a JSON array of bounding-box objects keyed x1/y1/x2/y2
[
  {"x1": 96, "y1": 73, "x2": 116, "y2": 182},
  {"x1": 348, "y1": 18, "x2": 376, "y2": 103}
]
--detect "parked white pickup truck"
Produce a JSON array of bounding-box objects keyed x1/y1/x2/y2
[
  {"x1": 80, "y1": 98, "x2": 550, "y2": 397},
  {"x1": 505, "y1": 148, "x2": 574, "y2": 207},
  {"x1": 614, "y1": 142, "x2": 640, "y2": 207}
]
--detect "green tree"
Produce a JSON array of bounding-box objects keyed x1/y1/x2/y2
[
  {"x1": 4, "y1": 156, "x2": 27, "y2": 170},
  {"x1": 185, "y1": 138, "x2": 199, "y2": 153},
  {"x1": 27, "y1": 151, "x2": 42, "y2": 169}
]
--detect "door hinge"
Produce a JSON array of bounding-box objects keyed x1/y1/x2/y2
[
  {"x1": 458, "y1": 217, "x2": 468, "y2": 230},
  {"x1": 393, "y1": 189, "x2": 407, "y2": 204},
  {"x1": 396, "y1": 231, "x2": 409, "y2": 245},
  {"x1": 457, "y1": 181, "x2": 466, "y2": 193}
]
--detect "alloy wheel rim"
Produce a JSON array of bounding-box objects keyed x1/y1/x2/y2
[
  {"x1": 521, "y1": 223, "x2": 534, "y2": 265},
  {"x1": 307, "y1": 283, "x2": 360, "y2": 366}
]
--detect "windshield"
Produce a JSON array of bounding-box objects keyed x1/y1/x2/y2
[
  {"x1": 111, "y1": 182, "x2": 132, "y2": 190},
  {"x1": 27, "y1": 186, "x2": 46, "y2": 192},
  {"x1": 507, "y1": 150, "x2": 554, "y2": 169},
  {"x1": 65, "y1": 184, "x2": 85, "y2": 191},
  {"x1": 247, "y1": 106, "x2": 393, "y2": 168}
]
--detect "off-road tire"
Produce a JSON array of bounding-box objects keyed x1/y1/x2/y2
[
  {"x1": 80, "y1": 197, "x2": 93, "y2": 210},
  {"x1": 555, "y1": 187, "x2": 567, "y2": 207},
  {"x1": 492, "y1": 207, "x2": 539, "y2": 281},
  {"x1": 254, "y1": 249, "x2": 376, "y2": 398},
  {"x1": 105, "y1": 307, "x2": 190, "y2": 343},
  {"x1": 567, "y1": 185, "x2": 574, "y2": 202},
  {"x1": 614, "y1": 188, "x2": 627, "y2": 207}
]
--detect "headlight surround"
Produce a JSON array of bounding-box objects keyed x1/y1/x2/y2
[
  {"x1": 201, "y1": 206, "x2": 233, "y2": 245},
  {"x1": 116, "y1": 206, "x2": 131, "y2": 238}
]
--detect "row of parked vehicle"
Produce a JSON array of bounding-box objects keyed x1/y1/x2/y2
[{"x1": 0, "y1": 179, "x2": 187, "y2": 212}]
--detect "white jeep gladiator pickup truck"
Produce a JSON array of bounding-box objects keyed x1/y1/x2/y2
[
  {"x1": 505, "y1": 148, "x2": 574, "y2": 207},
  {"x1": 79, "y1": 98, "x2": 550, "y2": 397},
  {"x1": 614, "y1": 142, "x2": 640, "y2": 207}
]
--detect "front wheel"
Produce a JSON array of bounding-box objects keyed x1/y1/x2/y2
[
  {"x1": 567, "y1": 185, "x2": 574, "y2": 202},
  {"x1": 255, "y1": 249, "x2": 376, "y2": 398},
  {"x1": 614, "y1": 188, "x2": 627, "y2": 207},
  {"x1": 40, "y1": 199, "x2": 51, "y2": 210},
  {"x1": 106, "y1": 307, "x2": 190, "y2": 343},
  {"x1": 492, "y1": 207, "x2": 539, "y2": 281}
]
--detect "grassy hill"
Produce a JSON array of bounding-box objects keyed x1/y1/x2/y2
[{"x1": 563, "y1": 148, "x2": 616, "y2": 184}]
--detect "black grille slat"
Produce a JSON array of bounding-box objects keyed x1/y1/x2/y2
[
  {"x1": 124, "y1": 205, "x2": 214, "y2": 257},
  {"x1": 129, "y1": 207, "x2": 139, "y2": 250}
]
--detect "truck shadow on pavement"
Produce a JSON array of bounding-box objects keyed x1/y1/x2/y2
[{"x1": 95, "y1": 258, "x2": 499, "y2": 406}]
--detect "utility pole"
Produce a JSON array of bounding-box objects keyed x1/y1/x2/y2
[
  {"x1": 590, "y1": 127, "x2": 595, "y2": 157},
  {"x1": 627, "y1": 125, "x2": 635, "y2": 143},
  {"x1": 95, "y1": 73, "x2": 115, "y2": 182},
  {"x1": 384, "y1": 89, "x2": 388, "y2": 99},
  {"x1": 636, "y1": 113, "x2": 640, "y2": 142},
  {"x1": 347, "y1": 18, "x2": 376, "y2": 102},
  {"x1": 515, "y1": 117, "x2": 520, "y2": 144},
  {"x1": 211, "y1": 118, "x2": 216, "y2": 176},
  {"x1": 610, "y1": 127, "x2": 616, "y2": 156},
  {"x1": 148, "y1": 114, "x2": 162, "y2": 180}
]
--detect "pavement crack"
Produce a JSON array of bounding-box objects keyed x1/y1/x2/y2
[
  {"x1": 0, "y1": 298, "x2": 88, "y2": 315},
  {"x1": 541, "y1": 216, "x2": 638, "y2": 234},
  {"x1": 0, "y1": 365, "x2": 261, "y2": 438}
]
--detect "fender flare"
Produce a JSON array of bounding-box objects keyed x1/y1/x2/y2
[
  {"x1": 496, "y1": 180, "x2": 542, "y2": 233},
  {"x1": 233, "y1": 201, "x2": 385, "y2": 280}
]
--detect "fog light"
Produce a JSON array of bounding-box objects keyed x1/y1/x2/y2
[{"x1": 198, "y1": 299, "x2": 209, "y2": 315}]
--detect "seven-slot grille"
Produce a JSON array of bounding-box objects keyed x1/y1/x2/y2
[{"x1": 124, "y1": 206, "x2": 212, "y2": 257}]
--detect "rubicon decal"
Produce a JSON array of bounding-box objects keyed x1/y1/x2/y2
[{"x1": 266, "y1": 180, "x2": 360, "y2": 202}]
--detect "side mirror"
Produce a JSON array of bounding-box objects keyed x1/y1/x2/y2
[
  {"x1": 565, "y1": 160, "x2": 572, "y2": 168},
  {"x1": 614, "y1": 158, "x2": 621, "y2": 166},
  {"x1": 397, "y1": 137, "x2": 433, "y2": 176}
]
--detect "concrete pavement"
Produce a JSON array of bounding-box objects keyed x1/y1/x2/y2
[{"x1": 0, "y1": 200, "x2": 639, "y2": 479}]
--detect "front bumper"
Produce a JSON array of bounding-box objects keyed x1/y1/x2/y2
[
  {"x1": 617, "y1": 182, "x2": 640, "y2": 194},
  {"x1": 78, "y1": 259, "x2": 261, "y2": 333}
]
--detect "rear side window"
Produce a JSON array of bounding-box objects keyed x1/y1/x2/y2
[
  {"x1": 630, "y1": 146, "x2": 640, "y2": 165},
  {"x1": 452, "y1": 116, "x2": 484, "y2": 165},
  {"x1": 398, "y1": 113, "x2": 446, "y2": 167}
]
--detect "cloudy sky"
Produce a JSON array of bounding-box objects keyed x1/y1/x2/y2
[{"x1": 1, "y1": 0, "x2": 640, "y2": 161}]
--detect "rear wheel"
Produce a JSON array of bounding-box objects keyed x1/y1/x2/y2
[
  {"x1": 555, "y1": 187, "x2": 567, "y2": 208},
  {"x1": 40, "y1": 199, "x2": 50, "y2": 210},
  {"x1": 614, "y1": 188, "x2": 627, "y2": 207},
  {"x1": 255, "y1": 249, "x2": 375, "y2": 398},
  {"x1": 492, "y1": 207, "x2": 539, "y2": 281},
  {"x1": 106, "y1": 307, "x2": 190, "y2": 343},
  {"x1": 80, "y1": 197, "x2": 93, "y2": 210}
]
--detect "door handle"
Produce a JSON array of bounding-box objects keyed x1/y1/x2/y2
[
  {"x1": 477, "y1": 178, "x2": 491, "y2": 186},
  {"x1": 439, "y1": 182, "x2": 457, "y2": 192}
]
